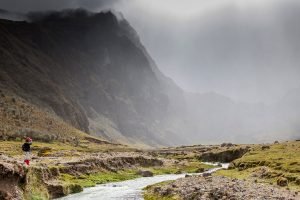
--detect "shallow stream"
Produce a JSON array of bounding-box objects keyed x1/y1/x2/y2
[{"x1": 58, "y1": 163, "x2": 229, "y2": 200}]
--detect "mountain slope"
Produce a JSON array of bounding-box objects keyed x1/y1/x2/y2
[
  {"x1": 0, "y1": 9, "x2": 298, "y2": 147},
  {"x1": 0, "y1": 10, "x2": 188, "y2": 146}
]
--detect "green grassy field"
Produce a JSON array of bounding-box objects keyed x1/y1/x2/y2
[{"x1": 216, "y1": 141, "x2": 300, "y2": 191}]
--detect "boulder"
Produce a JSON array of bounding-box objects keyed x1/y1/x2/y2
[
  {"x1": 199, "y1": 147, "x2": 249, "y2": 163},
  {"x1": 137, "y1": 170, "x2": 153, "y2": 177},
  {"x1": 202, "y1": 172, "x2": 212, "y2": 177}
]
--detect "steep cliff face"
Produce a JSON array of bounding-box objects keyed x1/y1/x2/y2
[{"x1": 0, "y1": 10, "x2": 188, "y2": 146}]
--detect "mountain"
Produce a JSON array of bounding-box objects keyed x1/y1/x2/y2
[
  {"x1": 0, "y1": 9, "x2": 25, "y2": 21},
  {"x1": 0, "y1": 9, "x2": 190, "y2": 147},
  {"x1": 0, "y1": 9, "x2": 298, "y2": 147}
]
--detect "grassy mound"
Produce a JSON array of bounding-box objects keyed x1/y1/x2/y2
[{"x1": 216, "y1": 141, "x2": 300, "y2": 191}]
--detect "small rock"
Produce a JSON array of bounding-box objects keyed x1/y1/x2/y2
[
  {"x1": 153, "y1": 186, "x2": 161, "y2": 193},
  {"x1": 202, "y1": 172, "x2": 212, "y2": 177},
  {"x1": 277, "y1": 177, "x2": 288, "y2": 187},
  {"x1": 162, "y1": 188, "x2": 173, "y2": 196}
]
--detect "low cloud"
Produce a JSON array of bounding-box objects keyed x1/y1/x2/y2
[{"x1": 1, "y1": 0, "x2": 300, "y2": 104}]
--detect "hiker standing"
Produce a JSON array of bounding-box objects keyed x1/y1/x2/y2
[{"x1": 22, "y1": 137, "x2": 32, "y2": 166}]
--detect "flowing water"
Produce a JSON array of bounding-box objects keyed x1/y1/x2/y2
[{"x1": 58, "y1": 163, "x2": 229, "y2": 200}]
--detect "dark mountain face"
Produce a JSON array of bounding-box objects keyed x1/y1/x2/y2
[
  {"x1": 0, "y1": 10, "x2": 189, "y2": 146},
  {"x1": 0, "y1": 10, "x2": 298, "y2": 146}
]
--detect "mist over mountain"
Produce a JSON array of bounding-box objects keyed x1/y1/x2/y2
[
  {"x1": 0, "y1": 9, "x2": 298, "y2": 147},
  {"x1": 185, "y1": 91, "x2": 299, "y2": 144},
  {"x1": 0, "y1": 10, "x2": 192, "y2": 146},
  {"x1": 113, "y1": 0, "x2": 300, "y2": 104},
  {"x1": 0, "y1": 3, "x2": 300, "y2": 200}
]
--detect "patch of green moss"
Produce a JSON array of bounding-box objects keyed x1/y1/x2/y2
[
  {"x1": 215, "y1": 168, "x2": 251, "y2": 179},
  {"x1": 148, "y1": 162, "x2": 215, "y2": 175},
  {"x1": 60, "y1": 170, "x2": 140, "y2": 188}
]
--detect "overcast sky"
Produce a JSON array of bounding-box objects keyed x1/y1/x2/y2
[{"x1": 1, "y1": 0, "x2": 300, "y2": 104}]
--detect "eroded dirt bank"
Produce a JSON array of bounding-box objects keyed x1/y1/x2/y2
[{"x1": 0, "y1": 152, "x2": 163, "y2": 200}]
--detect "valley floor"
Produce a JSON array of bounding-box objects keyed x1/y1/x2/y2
[
  {"x1": 0, "y1": 140, "x2": 213, "y2": 200},
  {"x1": 0, "y1": 140, "x2": 299, "y2": 200},
  {"x1": 144, "y1": 141, "x2": 300, "y2": 200}
]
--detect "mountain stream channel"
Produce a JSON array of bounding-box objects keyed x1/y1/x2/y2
[{"x1": 57, "y1": 163, "x2": 229, "y2": 200}]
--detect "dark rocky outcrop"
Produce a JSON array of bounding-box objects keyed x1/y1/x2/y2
[{"x1": 199, "y1": 147, "x2": 249, "y2": 163}]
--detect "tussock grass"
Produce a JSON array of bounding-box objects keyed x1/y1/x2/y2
[
  {"x1": 233, "y1": 141, "x2": 300, "y2": 173},
  {"x1": 216, "y1": 141, "x2": 300, "y2": 191}
]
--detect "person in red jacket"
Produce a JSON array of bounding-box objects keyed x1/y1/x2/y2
[{"x1": 22, "y1": 137, "x2": 32, "y2": 166}]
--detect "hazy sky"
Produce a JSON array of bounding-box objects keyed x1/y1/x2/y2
[{"x1": 1, "y1": 0, "x2": 300, "y2": 104}]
